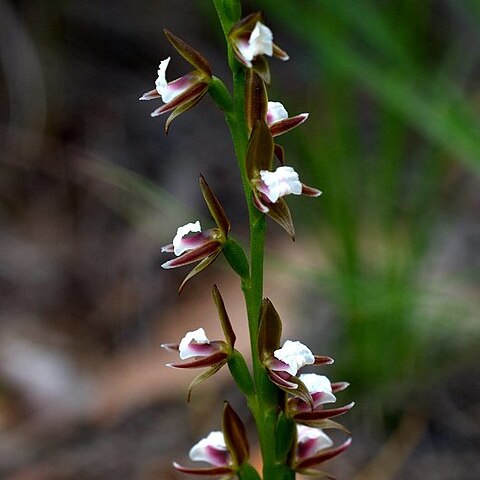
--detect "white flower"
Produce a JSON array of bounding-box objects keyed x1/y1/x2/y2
[
  {"x1": 297, "y1": 425, "x2": 333, "y2": 460},
  {"x1": 179, "y1": 328, "x2": 210, "y2": 360},
  {"x1": 237, "y1": 21, "x2": 273, "y2": 66},
  {"x1": 259, "y1": 166, "x2": 302, "y2": 203},
  {"x1": 189, "y1": 431, "x2": 231, "y2": 466},
  {"x1": 154, "y1": 57, "x2": 191, "y2": 104},
  {"x1": 172, "y1": 221, "x2": 202, "y2": 256},
  {"x1": 274, "y1": 340, "x2": 315, "y2": 375},
  {"x1": 298, "y1": 373, "x2": 336, "y2": 404},
  {"x1": 266, "y1": 101, "x2": 289, "y2": 125}
]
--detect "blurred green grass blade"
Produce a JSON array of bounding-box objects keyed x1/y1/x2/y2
[
  {"x1": 79, "y1": 159, "x2": 200, "y2": 221},
  {"x1": 260, "y1": 0, "x2": 480, "y2": 173}
]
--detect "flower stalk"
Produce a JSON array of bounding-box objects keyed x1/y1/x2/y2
[{"x1": 140, "y1": 1, "x2": 352, "y2": 478}]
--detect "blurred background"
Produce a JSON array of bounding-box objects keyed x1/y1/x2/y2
[{"x1": 1, "y1": 0, "x2": 479, "y2": 478}]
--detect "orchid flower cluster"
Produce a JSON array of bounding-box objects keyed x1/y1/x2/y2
[{"x1": 140, "y1": 3, "x2": 352, "y2": 479}]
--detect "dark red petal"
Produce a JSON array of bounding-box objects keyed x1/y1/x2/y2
[
  {"x1": 161, "y1": 243, "x2": 174, "y2": 253},
  {"x1": 161, "y1": 343, "x2": 179, "y2": 352},
  {"x1": 293, "y1": 402, "x2": 355, "y2": 421},
  {"x1": 151, "y1": 81, "x2": 207, "y2": 117},
  {"x1": 173, "y1": 462, "x2": 233, "y2": 476},
  {"x1": 331, "y1": 382, "x2": 350, "y2": 393},
  {"x1": 139, "y1": 88, "x2": 161, "y2": 101},
  {"x1": 267, "y1": 368, "x2": 299, "y2": 390},
  {"x1": 167, "y1": 350, "x2": 228, "y2": 369},
  {"x1": 270, "y1": 113, "x2": 309, "y2": 137},
  {"x1": 273, "y1": 43, "x2": 290, "y2": 61},
  {"x1": 314, "y1": 356, "x2": 334, "y2": 366},
  {"x1": 301, "y1": 183, "x2": 322, "y2": 197},
  {"x1": 252, "y1": 190, "x2": 270, "y2": 213},
  {"x1": 295, "y1": 438, "x2": 352, "y2": 471},
  {"x1": 161, "y1": 241, "x2": 221, "y2": 269}
]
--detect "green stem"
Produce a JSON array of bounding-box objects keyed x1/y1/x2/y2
[{"x1": 213, "y1": 1, "x2": 295, "y2": 478}]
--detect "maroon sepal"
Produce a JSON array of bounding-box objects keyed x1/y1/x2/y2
[
  {"x1": 293, "y1": 402, "x2": 355, "y2": 422},
  {"x1": 252, "y1": 189, "x2": 270, "y2": 213},
  {"x1": 295, "y1": 468, "x2": 335, "y2": 479},
  {"x1": 301, "y1": 183, "x2": 322, "y2": 197},
  {"x1": 173, "y1": 462, "x2": 233, "y2": 476},
  {"x1": 314, "y1": 355, "x2": 335, "y2": 366},
  {"x1": 161, "y1": 343, "x2": 180, "y2": 352},
  {"x1": 332, "y1": 382, "x2": 350, "y2": 393},
  {"x1": 273, "y1": 43, "x2": 290, "y2": 61},
  {"x1": 167, "y1": 349, "x2": 228, "y2": 369},
  {"x1": 270, "y1": 113, "x2": 309, "y2": 137},
  {"x1": 222, "y1": 402, "x2": 250, "y2": 466},
  {"x1": 163, "y1": 29, "x2": 212, "y2": 76},
  {"x1": 295, "y1": 438, "x2": 352, "y2": 472},
  {"x1": 139, "y1": 89, "x2": 160, "y2": 101},
  {"x1": 151, "y1": 80, "x2": 208, "y2": 117},
  {"x1": 161, "y1": 240, "x2": 221, "y2": 269},
  {"x1": 267, "y1": 368, "x2": 298, "y2": 390},
  {"x1": 265, "y1": 369, "x2": 313, "y2": 407},
  {"x1": 295, "y1": 419, "x2": 351, "y2": 434}
]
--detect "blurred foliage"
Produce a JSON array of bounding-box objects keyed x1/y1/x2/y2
[{"x1": 256, "y1": 0, "x2": 480, "y2": 405}]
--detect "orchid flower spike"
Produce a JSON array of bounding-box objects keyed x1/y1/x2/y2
[
  {"x1": 161, "y1": 176, "x2": 230, "y2": 292},
  {"x1": 174, "y1": 402, "x2": 252, "y2": 478},
  {"x1": 229, "y1": 12, "x2": 289, "y2": 84},
  {"x1": 139, "y1": 29, "x2": 212, "y2": 133}
]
